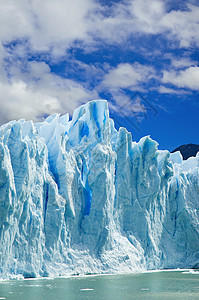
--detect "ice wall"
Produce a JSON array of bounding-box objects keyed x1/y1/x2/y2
[{"x1": 0, "y1": 100, "x2": 198, "y2": 279}]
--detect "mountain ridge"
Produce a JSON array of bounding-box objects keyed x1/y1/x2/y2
[{"x1": 172, "y1": 143, "x2": 199, "y2": 160}]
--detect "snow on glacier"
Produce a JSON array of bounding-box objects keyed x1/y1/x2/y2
[{"x1": 0, "y1": 100, "x2": 198, "y2": 279}]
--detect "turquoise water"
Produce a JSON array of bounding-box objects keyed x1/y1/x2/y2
[{"x1": 0, "y1": 271, "x2": 199, "y2": 300}]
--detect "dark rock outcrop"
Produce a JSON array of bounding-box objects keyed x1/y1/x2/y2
[{"x1": 171, "y1": 144, "x2": 199, "y2": 160}]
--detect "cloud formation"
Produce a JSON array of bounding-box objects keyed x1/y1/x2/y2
[
  {"x1": 102, "y1": 63, "x2": 155, "y2": 92},
  {"x1": 95, "y1": 0, "x2": 199, "y2": 48},
  {"x1": 0, "y1": 58, "x2": 97, "y2": 124},
  {"x1": 0, "y1": 0, "x2": 95, "y2": 52},
  {"x1": 162, "y1": 67, "x2": 199, "y2": 90},
  {"x1": 1, "y1": 0, "x2": 199, "y2": 51},
  {"x1": 0, "y1": 0, "x2": 198, "y2": 124}
]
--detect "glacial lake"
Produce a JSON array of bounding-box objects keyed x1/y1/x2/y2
[{"x1": 0, "y1": 270, "x2": 199, "y2": 300}]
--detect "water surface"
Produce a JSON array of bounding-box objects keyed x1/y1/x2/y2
[{"x1": 0, "y1": 270, "x2": 199, "y2": 300}]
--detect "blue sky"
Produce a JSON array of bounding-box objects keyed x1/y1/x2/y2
[{"x1": 0, "y1": 0, "x2": 198, "y2": 151}]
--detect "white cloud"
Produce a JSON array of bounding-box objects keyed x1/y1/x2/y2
[
  {"x1": 162, "y1": 66, "x2": 199, "y2": 90},
  {"x1": 93, "y1": 0, "x2": 199, "y2": 48},
  {"x1": 161, "y1": 4, "x2": 199, "y2": 47},
  {"x1": 0, "y1": 80, "x2": 61, "y2": 124},
  {"x1": 30, "y1": 0, "x2": 96, "y2": 52},
  {"x1": 1, "y1": 0, "x2": 198, "y2": 54},
  {"x1": 171, "y1": 58, "x2": 197, "y2": 68},
  {"x1": 101, "y1": 63, "x2": 155, "y2": 92},
  {"x1": 108, "y1": 93, "x2": 147, "y2": 121},
  {"x1": 100, "y1": 62, "x2": 155, "y2": 118},
  {"x1": 91, "y1": 0, "x2": 166, "y2": 44},
  {"x1": 0, "y1": 0, "x2": 32, "y2": 41},
  {"x1": 0, "y1": 0, "x2": 101, "y2": 124},
  {"x1": 0, "y1": 0, "x2": 96, "y2": 54},
  {"x1": 127, "y1": 0, "x2": 165, "y2": 34},
  {"x1": 158, "y1": 86, "x2": 190, "y2": 94},
  {"x1": 0, "y1": 60, "x2": 97, "y2": 124},
  {"x1": 127, "y1": 95, "x2": 147, "y2": 114}
]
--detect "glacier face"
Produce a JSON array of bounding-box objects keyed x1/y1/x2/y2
[{"x1": 0, "y1": 100, "x2": 199, "y2": 279}]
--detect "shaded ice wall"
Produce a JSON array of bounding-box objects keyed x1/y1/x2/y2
[{"x1": 0, "y1": 100, "x2": 198, "y2": 279}]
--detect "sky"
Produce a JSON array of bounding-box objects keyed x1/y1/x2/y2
[{"x1": 0, "y1": 0, "x2": 199, "y2": 151}]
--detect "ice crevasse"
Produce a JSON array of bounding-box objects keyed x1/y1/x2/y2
[{"x1": 0, "y1": 100, "x2": 198, "y2": 279}]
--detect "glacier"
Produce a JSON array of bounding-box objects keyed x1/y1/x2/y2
[{"x1": 0, "y1": 100, "x2": 198, "y2": 279}]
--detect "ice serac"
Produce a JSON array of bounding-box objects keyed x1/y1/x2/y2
[{"x1": 0, "y1": 100, "x2": 198, "y2": 279}]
